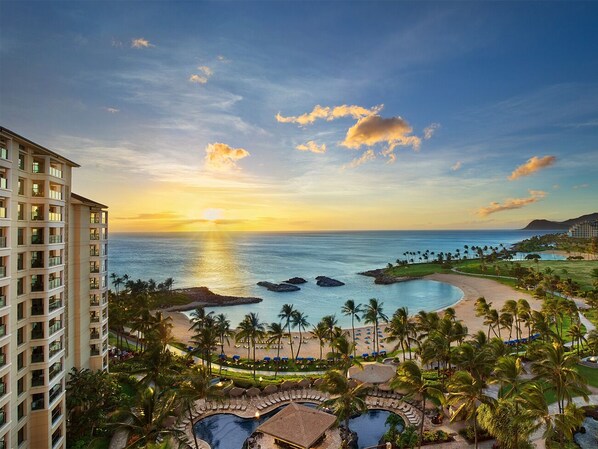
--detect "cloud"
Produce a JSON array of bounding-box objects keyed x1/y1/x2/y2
[
  {"x1": 451, "y1": 161, "x2": 462, "y2": 171},
  {"x1": 423, "y1": 123, "x2": 440, "y2": 140},
  {"x1": 342, "y1": 115, "x2": 421, "y2": 154},
  {"x1": 508, "y1": 155, "x2": 556, "y2": 180},
  {"x1": 104, "y1": 107, "x2": 120, "y2": 114},
  {"x1": 296, "y1": 141, "x2": 326, "y2": 154},
  {"x1": 114, "y1": 212, "x2": 183, "y2": 221},
  {"x1": 217, "y1": 55, "x2": 228, "y2": 62},
  {"x1": 198, "y1": 65, "x2": 213, "y2": 76},
  {"x1": 111, "y1": 38, "x2": 123, "y2": 48},
  {"x1": 189, "y1": 74, "x2": 208, "y2": 84},
  {"x1": 131, "y1": 38, "x2": 154, "y2": 49},
  {"x1": 204, "y1": 142, "x2": 250, "y2": 171},
  {"x1": 477, "y1": 190, "x2": 547, "y2": 217},
  {"x1": 189, "y1": 66, "x2": 213, "y2": 85},
  {"x1": 572, "y1": 183, "x2": 589, "y2": 189},
  {"x1": 341, "y1": 149, "x2": 376, "y2": 170},
  {"x1": 276, "y1": 104, "x2": 382, "y2": 126}
]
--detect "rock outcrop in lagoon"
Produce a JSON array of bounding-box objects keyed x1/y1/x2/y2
[
  {"x1": 284, "y1": 277, "x2": 307, "y2": 284},
  {"x1": 315, "y1": 276, "x2": 345, "y2": 287},
  {"x1": 257, "y1": 281, "x2": 300, "y2": 292}
]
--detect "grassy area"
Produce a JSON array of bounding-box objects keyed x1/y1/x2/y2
[
  {"x1": 109, "y1": 332, "x2": 137, "y2": 351},
  {"x1": 454, "y1": 259, "x2": 598, "y2": 292},
  {"x1": 384, "y1": 262, "x2": 450, "y2": 277},
  {"x1": 577, "y1": 364, "x2": 598, "y2": 388},
  {"x1": 583, "y1": 308, "x2": 598, "y2": 327}
]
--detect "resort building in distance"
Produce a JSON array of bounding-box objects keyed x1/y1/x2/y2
[
  {"x1": 568, "y1": 220, "x2": 598, "y2": 239},
  {"x1": 0, "y1": 128, "x2": 109, "y2": 449}
]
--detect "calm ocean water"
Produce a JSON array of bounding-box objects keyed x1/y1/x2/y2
[{"x1": 109, "y1": 230, "x2": 555, "y2": 326}]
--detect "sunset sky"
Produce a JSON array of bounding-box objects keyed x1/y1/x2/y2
[{"x1": 1, "y1": 1, "x2": 597, "y2": 232}]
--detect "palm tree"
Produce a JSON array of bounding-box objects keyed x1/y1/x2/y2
[
  {"x1": 567, "y1": 323, "x2": 586, "y2": 355},
  {"x1": 390, "y1": 360, "x2": 443, "y2": 449},
  {"x1": 291, "y1": 310, "x2": 310, "y2": 360},
  {"x1": 450, "y1": 342, "x2": 494, "y2": 382},
  {"x1": 341, "y1": 299, "x2": 362, "y2": 358},
  {"x1": 318, "y1": 370, "x2": 368, "y2": 436},
  {"x1": 385, "y1": 307, "x2": 415, "y2": 361},
  {"x1": 113, "y1": 386, "x2": 184, "y2": 449},
  {"x1": 530, "y1": 342, "x2": 589, "y2": 414},
  {"x1": 278, "y1": 304, "x2": 295, "y2": 359},
  {"x1": 329, "y1": 334, "x2": 359, "y2": 375},
  {"x1": 311, "y1": 322, "x2": 328, "y2": 361},
  {"x1": 267, "y1": 322, "x2": 286, "y2": 377},
  {"x1": 237, "y1": 312, "x2": 265, "y2": 379},
  {"x1": 477, "y1": 398, "x2": 537, "y2": 449},
  {"x1": 214, "y1": 313, "x2": 232, "y2": 360},
  {"x1": 445, "y1": 370, "x2": 496, "y2": 449},
  {"x1": 191, "y1": 323, "x2": 219, "y2": 375},
  {"x1": 189, "y1": 306, "x2": 214, "y2": 334},
  {"x1": 321, "y1": 315, "x2": 339, "y2": 355},
  {"x1": 364, "y1": 298, "x2": 388, "y2": 355}
]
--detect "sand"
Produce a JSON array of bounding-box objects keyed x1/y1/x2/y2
[{"x1": 164, "y1": 273, "x2": 539, "y2": 359}]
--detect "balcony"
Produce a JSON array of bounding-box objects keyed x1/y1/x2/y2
[
  {"x1": 49, "y1": 321, "x2": 62, "y2": 335},
  {"x1": 90, "y1": 233, "x2": 100, "y2": 240},
  {"x1": 32, "y1": 375, "x2": 44, "y2": 387},
  {"x1": 0, "y1": 267, "x2": 5, "y2": 278},
  {"x1": 0, "y1": 237, "x2": 6, "y2": 248},
  {"x1": 89, "y1": 282, "x2": 99, "y2": 290},
  {"x1": 0, "y1": 179, "x2": 6, "y2": 190},
  {"x1": 31, "y1": 259, "x2": 44, "y2": 268},
  {"x1": 90, "y1": 248, "x2": 100, "y2": 257},
  {"x1": 49, "y1": 190, "x2": 62, "y2": 200},
  {"x1": 90, "y1": 266, "x2": 100, "y2": 273},
  {"x1": 48, "y1": 278, "x2": 62, "y2": 289},
  {"x1": 49, "y1": 385, "x2": 62, "y2": 404},
  {"x1": 32, "y1": 396, "x2": 45, "y2": 410},
  {"x1": 0, "y1": 208, "x2": 5, "y2": 219},
  {"x1": 32, "y1": 163, "x2": 44, "y2": 174},
  {"x1": 0, "y1": 354, "x2": 5, "y2": 366},
  {"x1": 52, "y1": 406, "x2": 62, "y2": 424},
  {"x1": 0, "y1": 325, "x2": 5, "y2": 337},
  {"x1": 31, "y1": 352, "x2": 44, "y2": 363},
  {"x1": 90, "y1": 346, "x2": 100, "y2": 356},
  {"x1": 49, "y1": 167, "x2": 62, "y2": 179},
  {"x1": 90, "y1": 331, "x2": 100, "y2": 340},
  {"x1": 31, "y1": 282, "x2": 44, "y2": 292},
  {"x1": 49, "y1": 234, "x2": 62, "y2": 244},
  {"x1": 49, "y1": 343, "x2": 62, "y2": 358},
  {"x1": 90, "y1": 299, "x2": 100, "y2": 307},
  {"x1": 31, "y1": 305, "x2": 44, "y2": 315},
  {"x1": 0, "y1": 383, "x2": 4, "y2": 397},
  {"x1": 31, "y1": 235, "x2": 44, "y2": 244},
  {"x1": 49, "y1": 256, "x2": 62, "y2": 267},
  {"x1": 49, "y1": 300, "x2": 62, "y2": 312},
  {"x1": 0, "y1": 296, "x2": 5, "y2": 308},
  {"x1": 48, "y1": 212, "x2": 62, "y2": 222},
  {"x1": 32, "y1": 190, "x2": 44, "y2": 198},
  {"x1": 31, "y1": 329, "x2": 44, "y2": 339},
  {"x1": 49, "y1": 363, "x2": 62, "y2": 380},
  {"x1": 31, "y1": 212, "x2": 44, "y2": 221},
  {"x1": 90, "y1": 315, "x2": 100, "y2": 323}
]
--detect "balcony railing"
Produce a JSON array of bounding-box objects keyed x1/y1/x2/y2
[
  {"x1": 90, "y1": 300, "x2": 100, "y2": 307},
  {"x1": 32, "y1": 163, "x2": 44, "y2": 174},
  {"x1": 90, "y1": 233, "x2": 100, "y2": 240},
  {"x1": 31, "y1": 376, "x2": 44, "y2": 387},
  {"x1": 31, "y1": 212, "x2": 44, "y2": 221},
  {"x1": 49, "y1": 257, "x2": 62, "y2": 267},
  {"x1": 49, "y1": 385, "x2": 62, "y2": 404},
  {"x1": 31, "y1": 305, "x2": 44, "y2": 315},
  {"x1": 31, "y1": 259, "x2": 44, "y2": 268},
  {"x1": 0, "y1": 296, "x2": 5, "y2": 308},
  {"x1": 31, "y1": 236, "x2": 44, "y2": 244},
  {"x1": 31, "y1": 282, "x2": 44, "y2": 292},
  {"x1": 49, "y1": 278, "x2": 62, "y2": 289},
  {"x1": 49, "y1": 234, "x2": 62, "y2": 244},
  {"x1": 49, "y1": 321, "x2": 62, "y2": 335},
  {"x1": 49, "y1": 190, "x2": 62, "y2": 200},
  {"x1": 52, "y1": 406, "x2": 62, "y2": 424},
  {"x1": 32, "y1": 190, "x2": 44, "y2": 197},
  {"x1": 90, "y1": 331, "x2": 100, "y2": 340},
  {"x1": 90, "y1": 215, "x2": 100, "y2": 224},
  {"x1": 48, "y1": 212, "x2": 62, "y2": 222},
  {"x1": 49, "y1": 300, "x2": 62, "y2": 312},
  {"x1": 49, "y1": 343, "x2": 62, "y2": 358},
  {"x1": 49, "y1": 363, "x2": 62, "y2": 380},
  {"x1": 90, "y1": 266, "x2": 100, "y2": 273},
  {"x1": 90, "y1": 248, "x2": 100, "y2": 256},
  {"x1": 49, "y1": 167, "x2": 62, "y2": 178},
  {"x1": 89, "y1": 282, "x2": 99, "y2": 290},
  {"x1": 90, "y1": 315, "x2": 100, "y2": 323},
  {"x1": 90, "y1": 347, "x2": 100, "y2": 356},
  {"x1": 31, "y1": 352, "x2": 44, "y2": 363}
]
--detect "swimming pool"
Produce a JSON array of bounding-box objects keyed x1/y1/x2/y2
[{"x1": 193, "y1": 404, "x2": 403, "y2": 449}]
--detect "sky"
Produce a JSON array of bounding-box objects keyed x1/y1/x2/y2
[{"x1": 1, "y1": 1, "x2": 597, "y2": 232}]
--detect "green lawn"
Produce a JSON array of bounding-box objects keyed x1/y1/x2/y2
[
  {"x1": 455, "y1": 259, "x2": 598, "y2": 292},
  {"x1": 577, "y1": 364, "x2": 598, "y2": 388},
  {"x1": 583, "y1": 308, "x2": 598, "y2": 327},
  {"x1": 384, "y1": 262, "x2": 450, "y2": 277}
]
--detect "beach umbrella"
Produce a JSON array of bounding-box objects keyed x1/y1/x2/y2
[
  {"x1": 313, "y1": 378, "x2": 324, "y2": 387},
  {"x1": 263, "y1": 356, "x2": 271, "y2": 362},
  {"x1": 263, "y1": 384, "x2": 278, "y2": 394},
  {"x1": 273, "y1": 356, "x2": 281, "y2": 362},
  {"x1": 219, "y1": 353, "x2": 226, "y2": 359},
  {"x1": 281, "y1": 380, "x2": 297, "y2": 390},
  {"x1": 233, "y1": 355, "x2": 241, "y2": 360},
  {"x1": 246, "y1": 387, "x2": 261, "y2": 397},
  {"x1": 229, "y1": 387, "x2": 245, "y2": 397},
  {"x1": 298, "y1": 378, "x2": 311, "y2": 388},
  {"x1": 362, "y1": 353, "x2": 369, "y2": 358},
  {"x1": 281, "y1": 357, "x2": 289, "y2": 362}
]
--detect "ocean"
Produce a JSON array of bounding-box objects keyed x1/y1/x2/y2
[{"x1": 109, "y1": 230, "x2": 557, "y2": 327}]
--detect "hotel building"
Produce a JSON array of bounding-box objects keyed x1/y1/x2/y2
[
  {"x1": 568, "y1": 220, "x2": 598, "y2": 239},
  {"x1": 0, "y1": 127, "x2": 109, "y2": 449}
]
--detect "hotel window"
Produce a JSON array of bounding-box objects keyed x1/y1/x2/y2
[
  {"x1": 18, "y1": 153, "x2": 25, "y2": 170},
  {"x1": 17, "y1": 376, "x2": 25, "y2": 395},
  {"x1": 18, "y1": 400, "x2": 26, "y2": 420},
  {"x1": 17, "y1": 302, "x2": 24, "y2": 320},
  {"x1": 17, "y1": 252, "x2": 24, "y2": 271},
  {"x1": 17, "y1": 203, "x2": 25, "y2": 220},
  {"x1": 31, "y1": 393, "x2": 44, "y2": 410},
  {"x1": 17, "y1": 351, "x2": 25, "y2": 370},
  {"x1": 17, "y1": 326, "x2": 24, "y2": 345},
  {"x1": 31, "y1": 228, "x2": 44, "y2": 244},
  {"x1": 0, "y1": 139, "x2": 7, "y2": 160},
  {"x1": 0, "y1": 199, "x2": 7, "y2": 219},
  {"x1": 18, "y1": 177, "x2": 25, "y2": 195},
  {"x1": 17, "y1": 277, "x2": 25, "y2": 296},
  {"x1": 31, "y1": 204, "x2": 44, "y2": 221},
  {"x1": 18, "y1": 425, "x2": 26, "y2": 446},
  {"x1": 32, "y1": 158, "x2": 44, "y2": 174},
  {"x1": 0, "y1": 168, "x2": 8, "y2": 190},
  {"x1": 32, "y1": 181, "x2": 44, "y2": 197},
  {"x1": 18, "y1": 227, "x2": 25, "y2": 245}
]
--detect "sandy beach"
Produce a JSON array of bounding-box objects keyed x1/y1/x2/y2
[{"x1": 164, "y1": 272, "x2": 540, "y2": 359}]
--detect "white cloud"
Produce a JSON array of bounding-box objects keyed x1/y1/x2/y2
[
  {"x1": 508, "y1": 155, "x2": 556, "y2": 180},
  {"x1": 423, "y1": 123, "x2": 440, "y2": 139},
  {"x1": 477, "y1": 190, "x2": 546, "y2": 217},
  {"x1": 198, "y1": 65, "x2": 213, "y2": 76},
  {"x1": 451, "y1": 161, "x2": 462, "y2": 171},
  {"x1": 296, "y1": 141, "x2": 326, "y2": 154},
  {"x1": 131, "y1": 38, "x2": 154, "y2": 49},
  {"x1": 276, "y1": 104, "x2": 382, "y2": 126},
  {"x1": 104, "y1": 107, "x2": 120, "y2": 114},
  {"x1": 204, "y1": 142, "x2": 250, "y2": 171},
  {"x1": 189, "y1": 74, "x2": 208, "y2": 84}
]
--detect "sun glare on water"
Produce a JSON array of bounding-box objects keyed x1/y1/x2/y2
[{"x1": 202, "y1": 208, "x2": 223, "y2": 222}]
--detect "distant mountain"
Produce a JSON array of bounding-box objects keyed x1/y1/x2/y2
[{"x1": 523, "y1": 212, "x2": 598, "y2": 230}]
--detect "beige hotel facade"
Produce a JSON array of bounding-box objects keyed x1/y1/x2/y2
[{"x1": 0, "y1": 127, "x2": 109, "y2": 449}]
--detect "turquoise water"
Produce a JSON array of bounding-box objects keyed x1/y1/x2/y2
[
  {"x1": 109, "y1": 230, "x2": 555, "y2": 326},
  {"x1": 193, "y1": 404, "x2": 399, "y2": 449}
]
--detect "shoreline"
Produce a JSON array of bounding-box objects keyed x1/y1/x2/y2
[
  {"x1": 163, "y1": 287, "x2": 262, "y2": 312},
  {"x1": 165, "y1": 272, "x2": 537, "y2": 359}
]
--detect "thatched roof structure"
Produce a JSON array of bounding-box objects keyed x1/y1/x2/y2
[
  {"x1": 256, "y1": 403, "x2": 336, "y2": 449},
  {"x1": 348, "y1": 362, "x2": 395, "y2": 385}
]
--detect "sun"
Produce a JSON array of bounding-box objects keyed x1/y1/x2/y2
[{"x1": 202, "y1": 208, "x2": 223, "y2": 221}]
